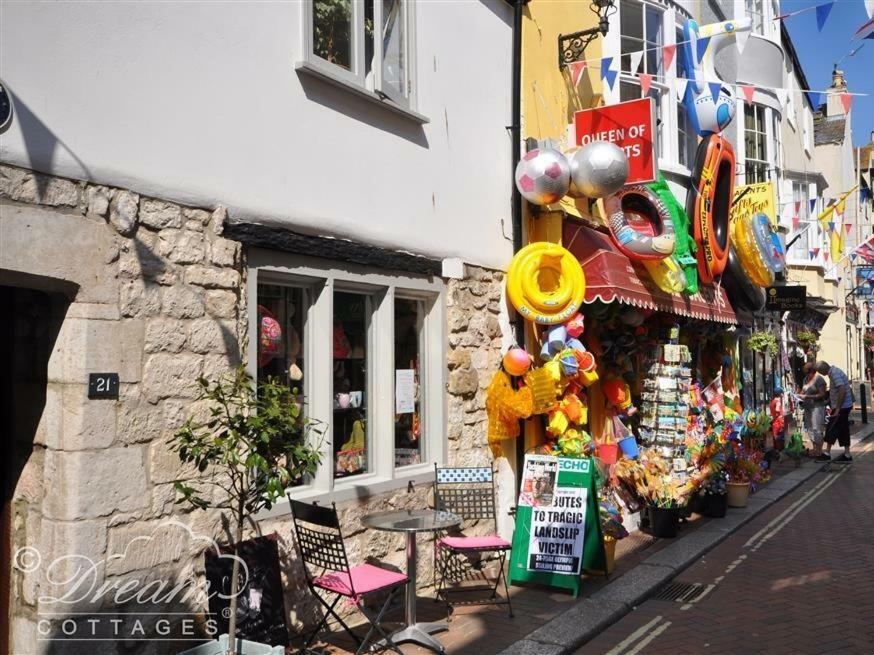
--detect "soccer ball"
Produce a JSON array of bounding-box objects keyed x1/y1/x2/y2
[
  {"x1": 570, "y1": 141, "x2": 629, "y2": 199},
  {"x1": 514, "y1": 147, "x2": 571, "y2": 205},
  {"x1": 686, "y1": 83, "x2": 736, "y2": 136}
]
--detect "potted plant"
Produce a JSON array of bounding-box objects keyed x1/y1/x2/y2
[
  {"x1": 699, "y1": 471, "x2": 729, "y2": 517},
  {"x1": 724, "y1": 442, "x2": 764, "y2": 508},
  {"x1": 594, "y1": 490, "x2": 629, "y2": 575},
  {"x1": 172, "y1": 367, "x2": 323, "y2": 655},
  {"x1": 795, "y1": 330, "x2": 819, "y2": 354},
  {"x1": 748, "y1": 331, "x2": 778, "y2": 357}
]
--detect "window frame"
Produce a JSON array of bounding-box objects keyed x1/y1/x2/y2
[
  {"x1": 248, "y1": 248, "x2": 446, "y2": 515},
  {"x1": 743, "y1": 103, "x2": 769, "y2": 184}
]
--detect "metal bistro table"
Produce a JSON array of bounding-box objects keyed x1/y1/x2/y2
[{"x1": 361, "y1": 508, "x2": 461, "y2": 653}]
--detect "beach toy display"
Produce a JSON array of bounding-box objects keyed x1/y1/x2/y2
[
  {"x1": 688, "y1": 135, "x2": 735, "y2": 284},
  {"x1": 680, "y1": 18, "x2": 751, "y2": 136},
  {"x1": 722, "y1": 246, "x2": 766, "y2": 311},
  {"x1": 643, "y1": 256, "x2": 687, "y2": 294},
  {"x1": 603, "y1": 185, "x2": 677, "y2": 260},
  {"x1": 568, "y1": 141, "x2": 629, "y2": 199},
  {"x1": 751, "y1": 212, "x2": 785, "y2": 275},
  {"x1": 506, "y1": 242, "x2": 586, "y2": 324},
  {"x1": 502, "y1": 347, "x2": 532, "y2": 377},
  {"x1": 731, "y1": 211, "x2": 775, "y2": 287},
  {"x1": 514, "y1": 146, "x2": 571, "y2": 205},
  {"x1": 648, "y1": 173, "x2": 699, "y2": 294}
]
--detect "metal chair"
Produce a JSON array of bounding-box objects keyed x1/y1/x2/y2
[
  {"x1": 433, "y1": 465, "x2": 513, "y2": 617},
  {"x1": 289, "y1": 498, "x2": 407, "y2": 655}
]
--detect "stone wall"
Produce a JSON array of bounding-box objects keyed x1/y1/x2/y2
[{"x1": 1, "y1": 163, "x2": 508, "y2": 651}]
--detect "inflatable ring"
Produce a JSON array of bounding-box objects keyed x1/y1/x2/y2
[
  {"x1": 648, "y1": 173, "x2": 699, "y2": 294},
  {"x1": 731, "y1": 212, "x2": 774, "y2": 287},
  {"x1": 604, "y1": 186, "x2": 677, "y2": 261},
  {"x1": 643, "y1": 256, "x2": 687, "y2": 294},
  {"x1": 688, "y1": 135, "x2": 734, "y2": 284},
  {"x1": 507, "y1": 242, "x2": 586, "y2": 325},
  {"x1": 722, "y1": 245, "x2": 765, "y2": 312},
  {"x1": 751, "y1": 212, "x2": 785, "y2": 275}
]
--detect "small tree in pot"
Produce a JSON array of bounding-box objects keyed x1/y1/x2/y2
[{"x1": 172, "y1": 366, "x2": 323, "y2": 655}]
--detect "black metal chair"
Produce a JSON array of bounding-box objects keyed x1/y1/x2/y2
[
  {"x1": 433, "y1": 465, "x2": 513, "y2": 617},
  {"x1": 289, "y1": 498, "x2": 407, "y2": 655}
]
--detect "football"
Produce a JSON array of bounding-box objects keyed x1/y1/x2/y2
[
  {"x1": 514, "y1": 147, "x2": 571, "y2": 205},
  {"x1": 569, "y1": 141, "x2": 629, "y2": 199}
]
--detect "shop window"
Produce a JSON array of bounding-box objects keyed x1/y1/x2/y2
[
  {"x1": 251, "y1": 255, "x2": 444, "y2": 508},
  {"x1": 303, "y1": 0, "x2": 415, "y2": 110},
  {"x1": 744, "y1": 104, "x2": 768, "y2": 183}
]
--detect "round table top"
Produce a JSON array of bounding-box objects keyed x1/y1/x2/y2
[{"x1": 361, "y1": 508, "x2": 461, "y2": 533}]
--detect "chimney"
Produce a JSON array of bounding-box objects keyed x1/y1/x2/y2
[{"x1": 826, "y1": 67, "x2": 849, "y2": 117}]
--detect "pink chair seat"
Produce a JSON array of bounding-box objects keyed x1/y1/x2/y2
[
  {"x1": 313, "y1": 563, "x2": 408, "y2": 597},
  {"x1": 439, "y1": 535, "x2": 511, "y2": 551}
]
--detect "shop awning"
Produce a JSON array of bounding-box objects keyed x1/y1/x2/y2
[{"x1": 563, "y1": 222, "x2": 737, "y2": 325}]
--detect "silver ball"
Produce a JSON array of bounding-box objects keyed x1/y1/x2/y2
[
  {"x1": 570, "y1": 141, "x2": 629, "y2": 199},
  {"x1": 514, "y1": 147, "x2": 571, "y2": 205}
]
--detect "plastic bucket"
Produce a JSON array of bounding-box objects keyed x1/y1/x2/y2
[
  {"x1": 727, "y1": 482, "x2": 750, "y2": 508},
  {"x1": 649, "y1": 506, "x2": 679, "y2": 538},
  {"x1": 597, "y1": 443, "x2": 619, "y2": 465},
  {"x1": 618, "y1": 436, "x2": 639, "y2": 459},
  {"x1": 703, "y1": 493, "x2": 728, "y2": 518}
]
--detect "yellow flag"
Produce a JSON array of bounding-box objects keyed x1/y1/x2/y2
[{"x1": 830, "y1": 222, "x2": 844, "y2": 262}]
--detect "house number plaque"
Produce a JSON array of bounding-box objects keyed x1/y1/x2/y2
[{"x1": 88, "y1": 373, "x2": 119, "y2": 399}]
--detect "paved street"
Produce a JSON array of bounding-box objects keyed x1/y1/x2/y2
[{"x1": 579, "y1": 437, "x2": 874, "y2": 655}]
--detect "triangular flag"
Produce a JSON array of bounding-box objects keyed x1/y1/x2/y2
[
  {"x1": 816, "y1": 2, "x2": 834, "y2": 32},
  {"x1": 675, "y1": 77, "x2": 689, "y2": 101},
  {"x1": 793, "y1": 215, "x2": 800, "y2": 230},
  {"x1": 735, "y1": 28, "x2": 750, "y2": 55},
  {"x1": 813, "y1": 247, "x2": 821, "y2": 257},
  {"x1": 600, "y1": 57, "x2": 618, "y2": 91},
  {"x1": 795, "y1": 201, "x2": 801, "y2": 214},
  {"x1": 709, "y1": 82, "x2": 722, "y2": 104},
  {"x1": 696, "y1": 36, "x2": 711, "y2": 62},
  {"x1": 828, "y1": 221, "x2": 836, "y2": 232},
  {"x1": 740, "y1": 84, "x2": 755, "y2": 105},
  {"x1": 866, "y1": 0, "x2": 874, "y2": 19},
  {"x1": 840, "y1": 92, "x2": 852, "y2": 114},
  {"x1": 776, "y1": 88, "x2": 789, "y2": 107},
  {"x1": 809, "y1": 249, "x2": 815, "y2": 259},
  {"x1": 569, "y1": 61, "x2": 587, "y2": 87},
  {"x1": 809, "y1": 249, "x2": 816, "y2": 260},
  {"x1": 663, "y1": 44, "x2": 676, "y2": 74},
  {"x1": 807, "y1": 91, "x2": 823, "y2": 108},
  {"x1": 845, "y1": 222, "x2": 853, "y2": 234},
  {"x1": 809, "y1": 198, "x2": 817, "y2": 214},
  {"x1": 824, "y1": 250, "x2": 830, "y2": 263},
  {"x1": 629, "y1": 50, "x2": 644, "y2": 75},
  {"x1": 851, "y1": 252, "x2": 858, "y2": 262},
  {"x1": 639, "y1": 72, "x2": 653, "y2": 96}
]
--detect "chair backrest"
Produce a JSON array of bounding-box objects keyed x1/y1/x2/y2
[
  {"x1": 434, "y1": 466, "x2": 497, "y2": 523},
  {"x1": 289, "y1": 497, "x2": 352, "y2": 586}
]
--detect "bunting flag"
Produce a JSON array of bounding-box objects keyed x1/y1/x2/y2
[
  {"x1": 853, "y1": 15, "x2": 874, "y2": 41},
  {"x1": 840, "y1": 92, "x2": 853, "y2": 114},
  {"x1": 696, "y1": 36, "x2": 711, "y2": 61},
  {"x1": 795, "y1": 201, "x2": 801, "y2": 215},
  {"x1": 663, "y1": 44, "x2": 676, "y2": 74},
  {"x1": 845, "y1": 223, "x2": 854, "y2": 235},
  {"x1": 740, "y1": 84, "x2": 755, "y2": 105},
  {"x1": 851, "y1": 252, "x2": 858, "y2": 262},
  {"x1": 824, "y1": 250, "x2": 830, "y2": 263},
  {"x1": 828, "y1": 221, "x2": 836, "y2": 232},
  {"x1": 776, "y1": 87, "x2": 789, "y2": 107},
  {"x1": 569, "y1": 61, "x2": 587, "y2": 87},
  {"x1": 809, "y1": 198, "x2": 817, "y2": 215},
  {"x1": 674, "y1": 77, "x2": 689, "y2": 101},
  {"x1": 639, "y1": 72, "x2": 653, "y2": 96},
  {"x1": 600, "y1": 57, "x2": 617, "y2": 90},
  {"x1": 809, "y1": 249, "x2": 816, "y2": 260},
  {"x1": 812, "y1": 247, "x2": 821, "y2": 257},
  {"x1": 709, "y1": 82, "x2": 722, "y2": 104},
  {"x1": 629, "y1": 50, "x2": 644, "y2": 75},
  {"x1": 735, "y1": 28, "x2": 750, "y2": 55},
  {"x1": 816, "y1": 2, "x2": 834, "y2": 32},
  {"x1": 862, "y1": 188, "x2": 871, "y2": 203},
  {"x1": 792, "y1": 215, "x2": 800, "y2": 230}
]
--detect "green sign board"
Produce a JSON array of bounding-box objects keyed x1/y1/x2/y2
[{"x1": 508, "y1": 455, "x2": 605, "y2": 597}]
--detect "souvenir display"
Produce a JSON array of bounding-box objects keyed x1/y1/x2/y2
[
  {"x1": 647, "y1": 174, "x2": 699, "y2": 294},
  {"x1": 688, "y1": 135, "x2": 735, "y2": 283},
  {"x1": 638, "y1": 344, "x2": 693, "y2": 458},
  {"x1": 515, "y1": 146, "x2": 571, "y2": 205},
  {"x1": 568, "y1": 141, "x2": 629, "y2": 199},
  {"x1": 506, "y1": 242, "x2": 586, "y2": 324}
]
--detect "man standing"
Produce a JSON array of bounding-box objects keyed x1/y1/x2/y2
[{"x1": 816, "y1": 361, "x2": 854, "y2": 462}]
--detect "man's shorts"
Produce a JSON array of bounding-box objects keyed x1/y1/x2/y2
[{"x1": 825, "y1": 407, "x2": 851, "y2": 448}]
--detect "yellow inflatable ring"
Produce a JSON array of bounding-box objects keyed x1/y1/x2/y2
[
  {"x1": 507, "y1": 242, "x2": 586, "y2": 324},
  {"x1": 731, "y1": 212, "x2": 774, "y2": 287},
  {"x1": 643, "y1": 256, "x2": 687, "y2": 294}
]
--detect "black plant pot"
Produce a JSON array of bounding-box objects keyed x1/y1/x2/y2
[
  {"x1": 649, "y1": 506, "x2": 680, "y2": 538},
  {"x1": 703, "y1": 493, "x2": 728, "y2": 518},
  {"x1": 687, "y1": 493, "x2": 705, "y2": 515}
]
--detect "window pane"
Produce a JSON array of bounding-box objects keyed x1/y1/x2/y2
[
  {"x1": 313, "y1": 0, "x2": 353, "y2": 71},
  {"x1": 621, "y1": 0, "x2": 643, "y2": 40},
  {"x1": 333, "y1": 291, "x2": 370, "y2": 478},
  {"x1": 678, "y1": 104, "x2": 697, "y2": 169},
  {"x1": 394, "y1": 298, "x2": 423, "y2": 468},
  {"x1": 381, "y1": 0, "x2": 406, "y2": 97},
  {"x1": 621, "y1": 37, "x2": 642, "y2": 72}
]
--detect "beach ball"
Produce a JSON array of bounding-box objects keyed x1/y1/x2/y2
[
  {"x1": 503, "y1": 347, "x2": 532, "y2": 377},
  {"x1": 515, "y1": 147, "x2": 571, "y2": 205},
  {"x1": 570, "y1": 142, "x2": 629, "y2": 199}
]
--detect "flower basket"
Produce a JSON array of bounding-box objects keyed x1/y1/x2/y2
[
  {"x1": 727, "y1": 482, "x2": 750, "y2": 508},
  {"x1": 748, "y1": 331, "x2": 778, "y2": 357},
  {"x1": 649, "y1": 506, "x2": 680, "y2": 538}
]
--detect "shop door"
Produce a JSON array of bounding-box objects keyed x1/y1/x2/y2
[{"x1": 0, "y1": 286, "x2": 68, "y2": 655}]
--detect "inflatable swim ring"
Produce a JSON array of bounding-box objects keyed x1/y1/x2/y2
[
  {"x1": 688, "y1": 135, "x2": 735, "y2": 284},
  {"x1": 643, "y1": 256, "x2": 687, "y2": 294},
  {"x1": 751, "y1": 212, "x2": 785, "y2": 275},
  {"x1": 647, "y1": 173, "x2": 699, "y2": 294},
  {"x1": 604, "y1": 186, "x2": 677, "y2": 261},
  {"x1": 722, "y1": 245, "x2": 766, "y2": 312},
  {"x1": 731, "y1": 211, "x2": 774, "y2": 287},
  {"x1": 507, "y1": 242, "x2": 586, "y2": 325}
]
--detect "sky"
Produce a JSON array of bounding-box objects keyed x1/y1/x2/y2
[{"x1": 781, "y1": 0, "x2": 874, "y2": 146}]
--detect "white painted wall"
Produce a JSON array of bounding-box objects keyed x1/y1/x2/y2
[{"x1": 0, "y1": 1, "x2": 515, "y2": 270}]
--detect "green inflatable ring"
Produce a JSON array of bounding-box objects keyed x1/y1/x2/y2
[{"x1": 647, "y1": 173, "x2": 699, "y2": 294}]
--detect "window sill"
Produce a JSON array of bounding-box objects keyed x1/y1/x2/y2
[
  {"x1": 295, "y1": 60, "x2": 430, "y2": 125},
  {"x1": 658, "y1": 160, "x2": 692, "y2": 179},
  {"x1": 255, "y1": 464, "x2": 437, "y2": 522}
]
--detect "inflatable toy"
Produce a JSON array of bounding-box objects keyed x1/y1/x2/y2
[
  {"x1": 688, "y1": 135, "x2": 735, "y2": 284},
  {"x1": 258, "y1": 306, "x2": 282, "y2": 366},
  {"x1": 569, "y1": 141, "x2": 629, "y2": 199},
  {"x1": 515, "y1": 147, "x2": 570, "y2": 205},
  {"x1": 507, "y1": 242, "x2": 586, "y2": 324},
  {"x1": 731, "y1": 211, "x2": 774, "y2": 287},
  {"x1": 604, "y1": 378, "x2": 637, "y2": 417},
  {"x1": 566, "y1": 312, "x2": 585, "y2": 337},
  {"x1": 643, "y1": 256, "x2": 687, "y2": 294},
  {"x1": 648, "y1": 173, "x2": 698, "y2": 294},
  {"x1": 502, "y1": 347, "x2": 532, "y2": 377},
  {"x1": 680, "y1": 18, "x2": 751, "y2": 136},
  {"x1": 751, "y1": 212, "x2": 785, "y2": 275},
  {"x1": 604, "y1": 186, "x2": 676, "y2": 260}
]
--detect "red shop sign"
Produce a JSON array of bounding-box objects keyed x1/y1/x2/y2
[{"x1": 573, "y1": 98, "x2": 657, "y2": 185}]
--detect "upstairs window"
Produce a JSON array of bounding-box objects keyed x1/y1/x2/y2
[
  {"x1": 746, "y1": 0, "x2": 764, "y2": 35},
  {"x1": 304, "y1": 0, "x2": 415, "y2": 109},
  {"x1": 744, "y1": 104, "x2": 768, "y2": 183}
]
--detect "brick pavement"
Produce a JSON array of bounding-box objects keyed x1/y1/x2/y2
[{"x1": 579, "y1": 436, "x2": 874, "y2": 655}]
